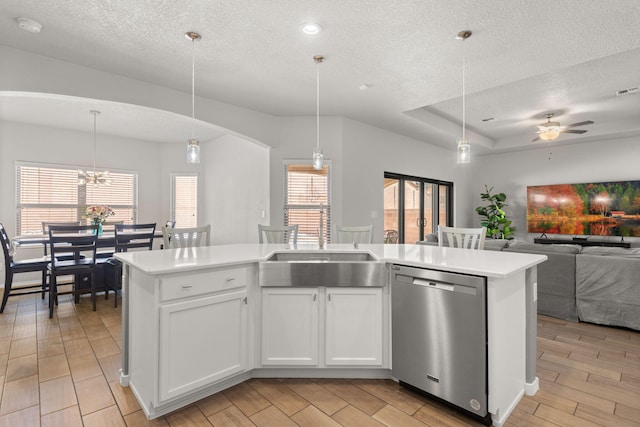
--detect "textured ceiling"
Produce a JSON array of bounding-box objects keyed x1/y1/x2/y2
[{"x1": 1, "y1": 0, "x2": 640, "y2": 153}]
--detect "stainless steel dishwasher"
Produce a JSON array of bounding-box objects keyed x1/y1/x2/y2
[{"x1": 391, "y1": 264, "x2": 490, "y2": 425}]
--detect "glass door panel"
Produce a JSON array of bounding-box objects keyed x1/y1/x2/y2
[
  {"x1": 383, "y1": 178, "x2": 400, "y2": 243},
  {"x1": 424, "y1": 184, "x2": 435, "y2": 235},
  {"x1": 383, "y1": 173, "x2": 453, "y2": 244},
  {"x1": 439, "y1": 185, "x2": 449, "y2": 229},
  {"x1": 404, "y1": 180, "x2": 421, "y2": 244}
]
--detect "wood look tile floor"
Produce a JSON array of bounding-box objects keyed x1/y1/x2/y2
[{"x1": 0, "y1": 292, "x2": 639, "y2": 426}]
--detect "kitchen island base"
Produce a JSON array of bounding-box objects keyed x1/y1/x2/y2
[{"x1": 115, "y1": 244, "x2": 545, "y2": 425}]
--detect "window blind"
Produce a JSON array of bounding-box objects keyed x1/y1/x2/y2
[
  {"x1": 284, "y1": 163, "x2": 331, "y2": 243},
  {"x1": 172, "y1": 174, "x2": 198, "y2": 227},
  {"x1": 16, "y1": 163, "x2": 138, "y2": 235}
]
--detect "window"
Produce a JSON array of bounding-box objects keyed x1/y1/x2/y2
[
  {"x1": 16, "y1": 162, "x2": 138, "y2": 235},
  {"x1": 284, "y1": 162, "x2": 331, "y2": 243},
  {"x1": 384, "y1": 172, "x2": 453, "y2": 243},
  {"x1": 171, "y1": 173, "x2": 198, "y2": 227}
]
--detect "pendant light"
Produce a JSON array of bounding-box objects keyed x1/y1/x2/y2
[
  {"x1": 78, "y1": 110, "x2": 112, "y2": 186},
  {"x1": 185, "y1": 31, "x2": 201, "y2": 164},
  {"x1": 312, "y1": 55, "x2": 325, "y2": 170},
  {"x1": 456, "y1": 30, "x2": 472, "y2": 164}
]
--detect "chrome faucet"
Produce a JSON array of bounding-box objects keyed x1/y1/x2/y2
[{"x1": 318, "y1": 202, "x2": 325, "y2": 249}]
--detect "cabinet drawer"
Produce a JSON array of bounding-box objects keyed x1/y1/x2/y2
[{"x1": 160, "y1": 267, "x2": 247, "y2": 302}]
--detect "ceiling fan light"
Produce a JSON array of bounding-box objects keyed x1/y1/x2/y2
[{"x1": 538, "y1": 125, "x2": 561, "y2": 141}]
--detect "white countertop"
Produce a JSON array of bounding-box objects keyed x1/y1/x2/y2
[{"x1": 115, "y1": 243, "x2": 546, "y2": 278}]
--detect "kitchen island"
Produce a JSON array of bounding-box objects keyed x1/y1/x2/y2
[{"x1": 115, "y1": 243, "x2": 546, "y2": 426}]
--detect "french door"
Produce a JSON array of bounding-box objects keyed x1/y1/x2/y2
[{"x1": 384, "y1": 172, "x2": 453, "y2": 244}]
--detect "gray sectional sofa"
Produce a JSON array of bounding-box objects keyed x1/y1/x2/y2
[
  {"x1": 417, "y1": 236, "x2": 640, "y2": 330},
  {"x1": 504, "y1": 243, "x2": 581, "y2": 322}
]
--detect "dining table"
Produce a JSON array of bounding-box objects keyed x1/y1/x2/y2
[
  {"x1": 11, "y1": 230, "x2": 164, "y2": 250},
  {"x1": 12, "y1": 230, "x2": 164, "y2": 303}
]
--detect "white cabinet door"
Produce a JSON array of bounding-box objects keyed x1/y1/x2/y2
[
  {"x1": 261, "y1": 288, "x2": 319, "y2": 365},
  {"x1": 159, "y1": 289, "x2": 247, "y2": 402},
  {"x1": 325, "y1": 287, "x2": 383, "y2": 366}
]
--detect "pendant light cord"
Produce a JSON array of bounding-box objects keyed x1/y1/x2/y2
[
  {"x1": 462, "y1": 53, "x2": 466, "y2": 141},
  {"x1": 191, "y1": 37, "x2": 196, "y2": 140},
  {"x1": 316, "y1": 63, "x2": 320, "y2": 150},
  {"x1": 92, "y1": 111, "x2": 97, "y2": 174}
]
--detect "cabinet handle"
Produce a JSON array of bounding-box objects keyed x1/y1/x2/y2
[
  {"x1": 243, "y1": 297, "x2": 247, "y2": 304},
  {"x1": 182, "y1": 285, "x2": 193, "y2": 289},
  {"x1": 226, "y1": 277, "x2": 235, "y2": 282},
  {"x1": 313, "y1": 294, "x2": 317, "y2": 302},
  {"x1": 328, "y1": 293, "x2": 331, "y2": 301}
]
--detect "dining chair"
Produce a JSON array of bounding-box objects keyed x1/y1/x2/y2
[
  {"x1": 104, "y1": 223, "x2": 156, "y2": 307},
  {"x1": 335, "y1": 225, "x2": 373, "y2": 243},
  {"x1": 41, "y1": 221, "x2": 83, "y2": 286},
  {"x1": 47, "y1": 224, "x2": 98, "y2": 317},
  {"x1": 437, "y1": 225, "x2": 487, "y2": 250},
  {"x1": 0, "y1": 223, "x2": 50, "y2": 313},
  {"x1": 258, "y1": 224, "x2": 299, "y2": 244},
  {"x1": 384, "y1": 229, "x2": 399, "y2": 244},
  {"x1": 160, "y1": 220, "x2": 176, "y2": 249},
  {"x1": 162, "y1": 224, "x2": 211, "y2": 248}
]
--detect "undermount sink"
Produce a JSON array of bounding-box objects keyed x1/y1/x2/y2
[{"x1": 259, "y1": 251, "x2": 386, "y2": 287}]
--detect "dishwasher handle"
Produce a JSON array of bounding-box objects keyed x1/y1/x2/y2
[{"x1": 412, "y1": 278, "x2": 454, "y2": 292}]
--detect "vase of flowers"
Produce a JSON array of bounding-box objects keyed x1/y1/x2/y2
[{"x1": 84, "y1": 205, "x2": 115, "y2": 234}]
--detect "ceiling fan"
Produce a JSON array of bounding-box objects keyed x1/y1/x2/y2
[{"x1": 532, "y1": 113, "x2": 594, "y2": 142}]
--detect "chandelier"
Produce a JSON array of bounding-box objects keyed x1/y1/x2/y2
[{"x1": 78, "y1": 110, "x2": 111, "y2": 186}]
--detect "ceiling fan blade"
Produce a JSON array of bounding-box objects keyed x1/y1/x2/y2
[
  {"x1": 565, "y1": 120, "x2": 594, "y2": 128},
  {"x1": 562, "y1": 129, "x2": 588, "y2": 134}
]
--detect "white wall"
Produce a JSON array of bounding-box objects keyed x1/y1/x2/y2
[
  {"x1": 0, "y1": 46, "x2": 279, "y2": 147},
  {"x1": 204, "y1": 134, "x2": 270, "y2": 244},
  {"x1": 267, "y1": 116, "x2": 344, "y2": 228},
  {"x1": 342, "y1": 118, "x2": 475, "y2": 242},
  {"x1": 1, "y1": 46, "x2": 475, "y2": 248},
  {"x1": 473, "y1": 136, "x2": 640, "y2": 243},
  {"x1": 0, "y1": 121, "x2": 176, "y2": 235}
]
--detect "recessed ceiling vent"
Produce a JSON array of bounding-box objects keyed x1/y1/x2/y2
[{"x1": 616, "y1": 86, "x2": 639, "y2": 96}]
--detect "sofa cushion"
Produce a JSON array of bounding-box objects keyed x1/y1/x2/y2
[
  {"x1": 504, "y1": 242, "x2": 579, "y2": 321},
  {"x1": 576, "y1": 254, "x2": 640, "y2": 330},
  {"x1": 580, "y1": 246, "x2": 640, "y2": 257},
  {"x1": 416, "y1": 235, "x2": 509, "y2": 251},
  {"x1": 507, "y1": 242, "x2": 582, "y2": 254},
  {"x1": 484, "y1": 239, "x2": 510, "y2": 251}
]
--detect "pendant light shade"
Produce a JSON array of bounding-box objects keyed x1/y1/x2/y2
[
  {"x1": 312, "y1": 55, "x2": 325, "y2": 170},
  {"x1": 187, "y1": 139, "x2": 200, "y2": 163},
  {"x1": 185, "y1": 31, "x2": 201, "y2": 164},
  {"x1": 78, "y1": 110, "x2": 112, "y2": 186},
  {"x1": 457, "y1": 138, "x2": 470, "y2": 164},
  {"x1": 456, "y1": 30, "x2": 472, "y2": 164}
]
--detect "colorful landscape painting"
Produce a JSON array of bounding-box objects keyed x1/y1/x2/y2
[{"x1": 527, "y1": 181, "x2": 640, "y2": 237}]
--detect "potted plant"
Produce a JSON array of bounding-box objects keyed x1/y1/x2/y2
[{"x1": 476, "y1": 185, "x2": 516, "y2": 240}]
